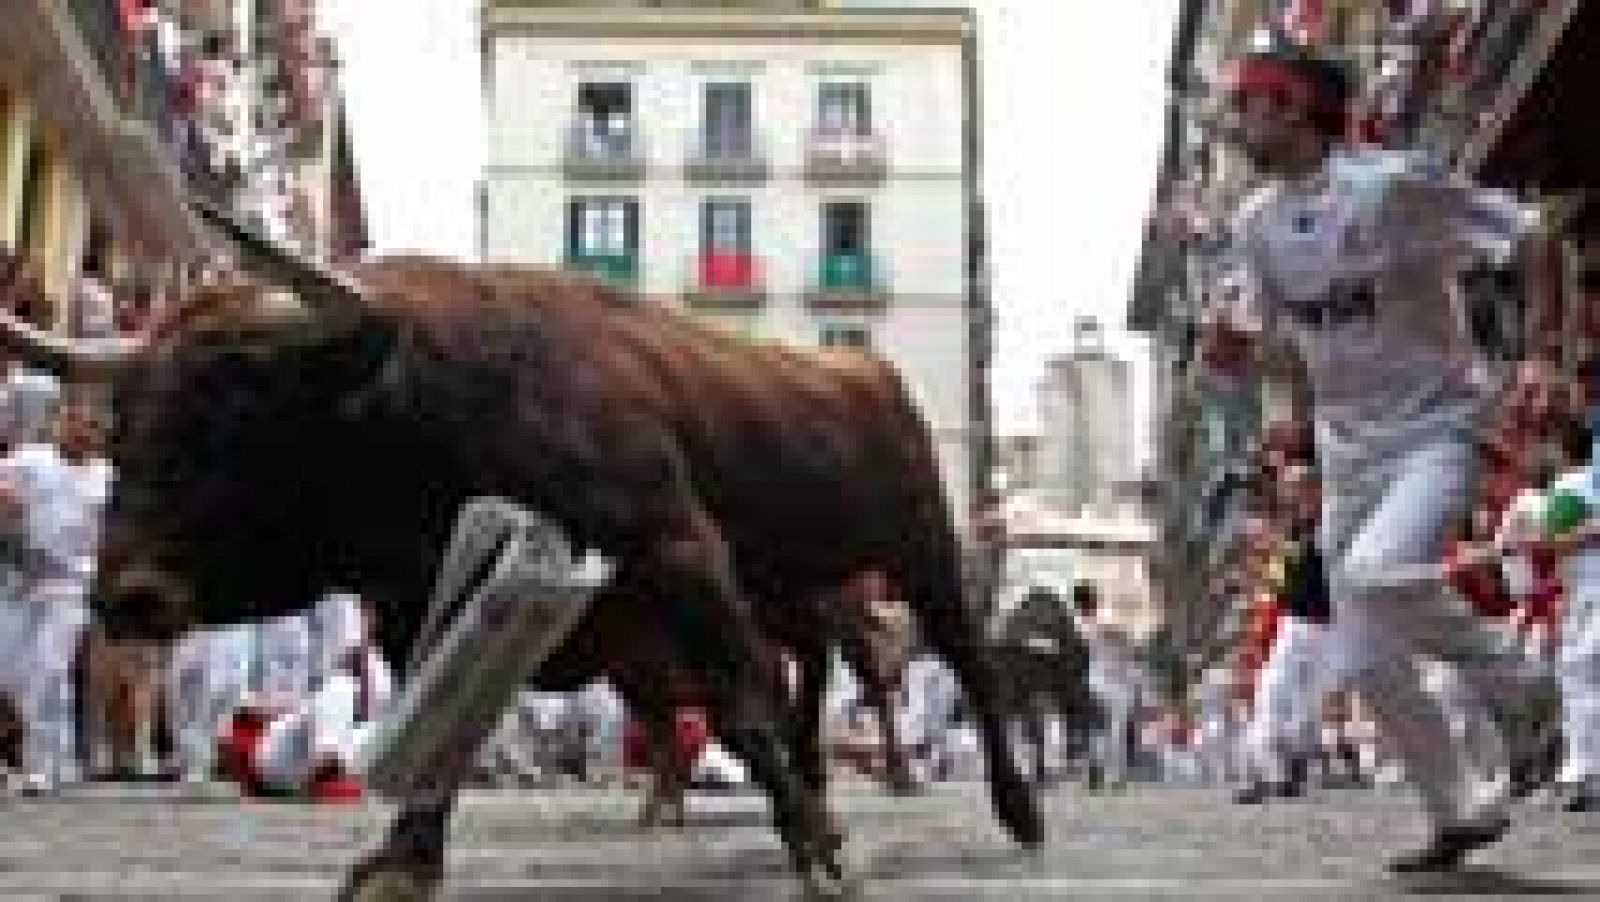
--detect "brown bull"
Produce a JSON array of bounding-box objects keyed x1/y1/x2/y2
[{"x1": 0, "y1": 241, "x2": 1041, "y2": 900}]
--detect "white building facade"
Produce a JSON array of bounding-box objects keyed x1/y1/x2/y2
[{"x1": 481, "y1": 3, "x2": 990, "y2": 529}]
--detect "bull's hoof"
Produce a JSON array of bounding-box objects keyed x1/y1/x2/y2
[
  {"x1": 335, "y1": 853, "x2": 444, "y2": 902},
  {"x1": 800, "y1": 859, "x2": 860, "y2": 901},
  {"x1": 996, "y1": 782, "x2": 1046, "y2": 850},
  {"x1": 634, "y1": 801, "x2": 687, "y2": 833},
  {"x1": 884, "y1": 774, "x2": 925, "y2": 797}
]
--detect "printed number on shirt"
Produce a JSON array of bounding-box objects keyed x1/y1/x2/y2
[{"x1": 1282, "y1": 277, "x2": 1378, "y2": 329}]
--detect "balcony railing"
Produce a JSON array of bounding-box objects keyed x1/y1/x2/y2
[
  {"x1": 685, "y1": 132, "x2": 769, "y2": 183},
  {"x1": 566, "y1": 251, "x2": 639, "y2": 287},
  {"x1": 805, "y1": 252, "x2": 887, "y2": 313},
  {"x1": 564, "y1": 120, "x2": 644, "y2": 180},
  {"x1": 804, "y1": 129, "x2": 887, "y2": 184},
  {"x1": 683, "y1": 252, "x2": 766, "y2": 311}
]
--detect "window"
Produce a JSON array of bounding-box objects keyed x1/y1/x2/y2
[
  {"x1": 703, "y1": 83, "x2": 752, "y2": 158},
  {"x1": 822, "y1": 201, "x2": 868, "y2": 255},
  {"x1": 567, "y1": 198, "x2": 638, "y2": 257},
  {"x1": 817, "y1": 82, "x2": 870, "y2": 136},
  {"x1": 820, "y1": 322, "x2": 871, "y2": 349},
  {"x1": 701, "y1": 199, "x2": 751, "y2": 256},
  {"x1": 576, "y1": 82, "x2": 633, "y2": 157}
]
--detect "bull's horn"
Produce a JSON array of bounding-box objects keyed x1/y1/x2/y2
[
  {"x1": 191, "y1": 199, "x2": 364, "y2": 315},
  {"x1": 190, "y1": 199, "x2": 368, "y2": 321},
  {"x1": 0, "y1": 253, "x2": 141, "y2": 380}
]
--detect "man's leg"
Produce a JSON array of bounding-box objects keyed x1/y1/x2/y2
[
  {"x1": 1326, "y1": 439, "x2": 1524, "y2": 870},
  {"x1": 1239, "y1": 637, "x2": 1296, "y2": 802},
  {"x1": 1560, "y1": 578, "x2": 1600, "y2": 810}
]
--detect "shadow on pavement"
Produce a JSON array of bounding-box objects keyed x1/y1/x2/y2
[{"x1": 1389, "y1": 866, "x2": 1600, "y2": 896}]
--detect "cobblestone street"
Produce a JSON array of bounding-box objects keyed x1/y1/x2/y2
[{"x1": 1, "y1": 782, "x2": 1599, "y2": 899}]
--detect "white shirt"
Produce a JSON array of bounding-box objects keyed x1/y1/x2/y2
[
  {"x1": 0, "y1": 442, "x2": 112, "y2": 581},
  {"x1": 1228, "y1": 148, "x2": 1531, "y2": 470}
]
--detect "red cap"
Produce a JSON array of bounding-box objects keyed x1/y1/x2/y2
[{"x1": 1221, "y1": 56, "x2": 1347, "y2": 132}]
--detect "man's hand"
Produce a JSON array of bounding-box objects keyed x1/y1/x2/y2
[
  {"x1": 0, "y1": 478, "x2": 24, "y2": 525},
  {"x1": 1197, "y1": 315, "x2": 1255, "y2": 381}
]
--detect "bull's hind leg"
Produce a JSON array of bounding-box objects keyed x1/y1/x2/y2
[{"x1": 643, "y1": 509, "x2": 852, "y2": 897}]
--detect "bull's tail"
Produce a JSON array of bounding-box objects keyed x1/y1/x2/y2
[{"x1": 870, "y1": 364, "x2": 1043, "y2": 848}]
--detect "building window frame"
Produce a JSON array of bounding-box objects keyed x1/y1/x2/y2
[
  {"x1": 816, "y1": 81, "x2": 871, "y2": 137},
  {"x1": 567, "y1": 196, "x2": 639, "y2": 258},
  {"x1": 819, "y1": 320, "x2": 872, "y2": 349},
  {"x1": 702, "y1": 82, "x2": 753, "y2": 159}
]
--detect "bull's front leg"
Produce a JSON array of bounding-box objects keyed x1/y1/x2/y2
[
  {"x1": 335, "y1": 797, "x2": 456, "y2": 902},
  {"x1": 614, "y1": 676, "x2": 689, "y2": 833},
  {"x1": 644, "y1": 509, "x2": 852, "y2": 898}
]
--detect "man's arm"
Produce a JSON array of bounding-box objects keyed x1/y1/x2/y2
[{"x1": 1198, "y1": 212, "x2": 1286, "y2": 382}]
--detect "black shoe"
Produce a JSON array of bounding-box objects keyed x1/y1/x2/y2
[
  {"x1": 1564, "y1": 792, "x2": 1600, "y2": 813},
  {"x1": 1234, "y1": 782, "x2": 1274, "y2": 805},
  {"x1": 1386, "y1": 815, "x2": 1510, "y2": 874},
  {"x1": 1493, "y1": 686, "x2": 1563, "y2": 803}
]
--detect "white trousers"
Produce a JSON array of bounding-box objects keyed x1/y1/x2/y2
[
  {"x1": 8, "y1": 580, "x2": 89, "y2": 780},
  {"x1": 1194, "y1": 715, "x2": 1241, "y2": 783},
  {"x1": 1092, "y1": 685, "x2": 1135, "y2": 784},
  {"x1": 1559, "y1": 573, "x2": 1600, "y2": 785},
  {"x1": 1322, "y1": 436, "x2": 1531, "y2": 829},
  {"x1": 256, "y1": 673, "x2": 374, "y2": 791},
  {"x1": 168, "y1": 626, "x2": 253, "y2": 776},
  {"x1": 1245, "y1": 616, "x2": 1331, "y2": 783}
]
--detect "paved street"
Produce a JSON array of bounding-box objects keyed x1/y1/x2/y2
[{"x1": 0, "y1": 781, "x2": 1598, "y2": 900}]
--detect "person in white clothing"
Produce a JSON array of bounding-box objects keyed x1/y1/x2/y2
[
  {"x1": 1075, "y1": 583, "x2": 1142, "y2": 790},
  {"x1": 242, "y1": 598, "x2": 392, "y2": 799},
  {"x1": 1496, "y1": 457, "x2": 1561, "y2": 670},
  {"x1": 167, "y1": 625, "x2": 253, "y2": 782},
  {"x1": 1532, "y1": 421, "x2": 1600, "y2": 812},
  {"x1": 1238, "y1": 469, "x2": 1334, "y2": 804},
  {"x1": 0, "y1": 399, "x2": 112, "y2": 793},
  {"x1": 1205, "y1": 46, "x2": 1550, "y2": 870},
  {"x1": 1193, "y1": 666, "x2": 1242, "y2": 785}
]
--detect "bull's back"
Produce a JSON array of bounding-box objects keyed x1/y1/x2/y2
[{"x1": 362, "y1": 257, "x2": 946, "y2": 579}]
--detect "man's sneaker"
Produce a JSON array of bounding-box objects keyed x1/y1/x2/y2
[
  {"x1": 1486, "y1": 691, "x2": 1562, "y2": 807},
  {"x1": 1386, "y1": 813, "x2": 1510, "y2": 873},
  {"x1": 1564, "y1": 791, "x2": 1600, "y2": 813},
  {"x1": 16, "y1": 772, "x2": 53, "y2": 797},
  {"x1": 1234, "y1": 781, "x2": 1293, "y2": 805}
]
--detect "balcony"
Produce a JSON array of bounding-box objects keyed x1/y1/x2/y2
[
  {"x1": 684, "y1": 134, "x2": 769, "y2": 183},
  {"x1": 683, "y1": 252, "x2": 766, "y2": 312},
  {"x1": 564, "y1": 121, "x2": 645, "y2": 181},
  {"x1": 566, "y1": 251, "x2": 638, "y2": 287},
  {"x1": 804, "y1": 252, "x2": 888, "y2": 313},
  {"x1": 804, "y1": 129, "x2": 887, "y2": 185}
]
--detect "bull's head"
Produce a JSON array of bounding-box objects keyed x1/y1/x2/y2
[{"x1": 0, "y1": 209, "x2": 399, "y2": 647}]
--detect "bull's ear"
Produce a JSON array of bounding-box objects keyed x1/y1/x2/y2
[
  {"x1": 328, "y1": 316, "x2": 408, "y2": 418},
  {"x1": 287, "y1": 314, "x2": 401, "y2": 399}
]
